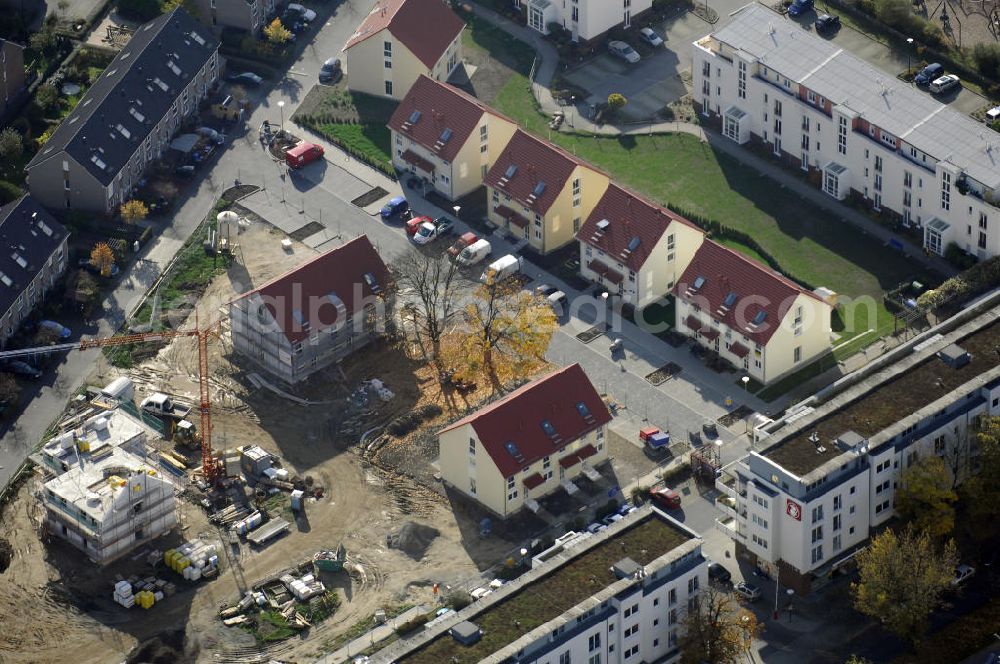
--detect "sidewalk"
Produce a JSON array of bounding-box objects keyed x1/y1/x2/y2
[
  {"x1": 317, "y1": 604, "x2": 431, "y2": 664},
  {"x1": 466, "y1": 2, "x2": 956, "y2": 280}
]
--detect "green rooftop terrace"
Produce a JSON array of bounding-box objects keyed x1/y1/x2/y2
[{"x1": 398, "y1": 515, "x2": 691, "y2": 664}]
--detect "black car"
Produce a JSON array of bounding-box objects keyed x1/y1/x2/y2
[
  {"x1": 707, "y1": 562, "x2": 732, "y2": 584},
  {"x1": 319, "y1": 57, "x2": 342, "y2": 84},
  {"x1": 814, "y1": 14, "x2": 840, "y2": 32},
  {"x1": 280, "y1": 12, "x2": 306, "y2": 33},
  {"x1": 225, "y1": 71, "x2": 263, "y2": 87},
  {"x1": 174, "y1": 164, "x2": 196, "y2": 180}
]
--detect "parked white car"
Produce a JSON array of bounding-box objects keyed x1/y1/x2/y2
[
  {"x1": 639, "y1": 27, "x2": 663, "y2": 47},
  {"x1": 287, "y1": 3, "x2": 317, "y2": 21},
  {"x1": 929, "y1": 74, "x2": 960, "y2": 95},
  {"x1": 952, "y1": 564, "x2": 975, "y2": 586},
  {"x1": 609, "y1": 40, "x2": 640, "y2": 64}
]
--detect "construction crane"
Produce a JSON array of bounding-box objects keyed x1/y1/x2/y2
[{"x1": 0, "y1": 319, "x2": 222, "y2": 482}]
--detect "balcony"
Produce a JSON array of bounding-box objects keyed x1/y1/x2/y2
[
  {"x1": 715, "y1": 516, "x2": 745, "y2": 541},
  {"x1": 716, "y1": 473, "x2": 738, "y2": 500},
  {"x1": 716, "y1": 495, "x2": 745, "y2": 523}
]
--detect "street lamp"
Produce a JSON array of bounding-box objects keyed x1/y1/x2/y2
[
  {"x1": 741, "y1": 375, "x2": 750, "y2": 393},
  {"x1": 453, "y1": 205, "x2": 461, "y2": 220},
  {"x1": 278, "y1": 100, "x2": 285, "y2": 132},
  {"x1": 568, "y1": 95, "x2": 576, "y2": 128},
  {"x1": 906, "y1": 37, "x2": 914, "y2": 77}
]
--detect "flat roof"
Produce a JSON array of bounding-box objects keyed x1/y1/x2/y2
[
  {"x1": 764, "y1": 314, "x2": 1000, "y2": 476},
  {"x1": 44, "y1": 447, "x2": 170, "y2": 520},
  {"x1": 40, "y1": 409, "x2": 149, "y2": 469},
  {"x1": 397, "y1": 513, "x2": 693, "y2": 664},
  {"x1": 710, "y1": 4, "x2": 1000, "y2": 189}
]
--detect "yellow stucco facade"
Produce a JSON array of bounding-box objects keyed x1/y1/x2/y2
[{"x1": 344, "y1": 28, "x2": 462, "y2": 100}]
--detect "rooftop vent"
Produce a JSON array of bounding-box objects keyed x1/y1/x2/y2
[
  {"x1": 611, "y1": 557, "x2": 641, "y2": 580},
  {"x1": 937, "y1": 343, "x2": 971, "y2": 369},
  {"x1": 449, "y1": 621, "x2": 482, "y2": 646},
  {"x1": 835, "y1": 430, "x2": 865, "y2": 453}
]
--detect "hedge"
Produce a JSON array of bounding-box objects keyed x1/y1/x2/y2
[
  {"x1": 394, "y1": 613, "x2": 429, "y2": 635},
  {"x1": 664, "y1": 203, "x2": 816, "y2": 291},
  {"x1": 294, "y1": 115, "x2": 397, "y2": 179},
  {"x1": 916, "y1": 254, "x2": 1000, "y2": 310}
]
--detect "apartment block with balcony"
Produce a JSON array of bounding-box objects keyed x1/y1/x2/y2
[
  {"x1": 692, "y1": 4, "x2": 1000, "y2": 260},
  {"x1": 485, "y1": 129, "x2": 610, "y2": 255},
  {"x1": 387, "y1": 75, "x2": 518, "y2": 200},
  {"x1": 523, "y1": 0, "x2": 654, "y2": 42},
  {"x1": 0, "y1": 196, "x2": 68, "y2": 348},
  {"x1": 438, "y1": 364, "x2": 613, "y2": 518},
  {"x1": 387, "y1": 506, "x2": 708, "y2": 664},
  {"x1": 577, "y1": 183, "x2": 705, "y2": 307},
  {"x1": 715, "y1": 303, "x2": 1000, "y2": 594},
  {"x1": 25, "y1": 9, "x2": 220, "y2": 214},
  {"x1": 672, "y1": 240, "x2": 832, "y2": 385}
]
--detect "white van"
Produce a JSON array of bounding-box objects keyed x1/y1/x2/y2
[
  {"x1": 480, "y1": 254, "x2": 522, "y2": 283},
  {"x1": 456, "y1": 238, "x2": 492, "y2": 266}
]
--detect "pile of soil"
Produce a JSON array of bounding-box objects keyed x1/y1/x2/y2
[
  {"x1": 126, "y1": 630, "x2": 190, "y2": 664},
  {"x1": 386, "y1": 522, "x2": 439, "y2": 561}
]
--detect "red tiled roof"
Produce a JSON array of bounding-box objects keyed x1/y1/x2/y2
[
  {"x1": 388, "y1": 76, "x2": 513, "y2": 163},
  {"x1": 559, "y1": 453, "x2": 581, "y2": 469},
  {"x1": 523, "y1": 473, "x2": 545, "y2": 490},
  {"x1": 236, "y1": 235, "x2": 392, "y2": 344},
  {"x1": 577, "y1": 183, "x2": 703, "y2": 272},
  {"x1": 440, "y1": 364, "x2": 611, "y2": 478},
  {"x1": 672, "y1": 240, "x2": 827, "y2": 345},
  {"x1": 588, "y1": 259, "x2": 623, "y2": 284},
  {"x1": 577, "y1": 444, "x2": 597, "y2": 460},
  {"x1": 729, "y1": 342, "x2": 750, "y2": 358},
  {"x1": 343, "y1": 0, "x2": 465, "y2": 69},
  {"x1": 400, "y1": 149, "x2": 435, "y2": 172},
  {"x1": 484, "y1": 130, "x2": 601, "y2": 215}
]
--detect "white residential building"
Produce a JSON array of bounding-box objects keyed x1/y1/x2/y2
[
  {"x1": 521, "y1": 0, "x2": 654, "y2": 42},
  {"x1": 692, "y1": 4, "x2": 1000, "y2": 260},
  {"x1": 42, "y1": 446, "x2": 177, "y2": 565},
  {"x1": 715, "y1": 302, "x2": 1000, "y2": 594},
  {"x1": 34, "y1": 408, "x2": 153, "y2": 477},
  {"x1": 373, "y1": 507, "x2": 708, "y2": 664}
]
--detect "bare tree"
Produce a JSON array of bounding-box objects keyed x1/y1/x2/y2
[
  {"x1": 678, "y1": 585, "x2": 761, "y2": 664},
  {"x1": 391, "y1": 248, "x2": 463, "y2": 366}
]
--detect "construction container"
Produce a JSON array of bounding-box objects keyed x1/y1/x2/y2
[
  {"x1": 290, "y1": 490, "x2": 304, "y2": 511},
  {"x1": 153, "y1": 591, "x2": 164, "y2": 602}
]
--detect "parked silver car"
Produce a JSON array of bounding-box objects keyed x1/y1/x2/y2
[{"x1": 609, "y1": 40, "x2": 640, "y2": 64}]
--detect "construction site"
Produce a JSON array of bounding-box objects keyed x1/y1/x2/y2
[{"x1": 0, "y1": 220, "x2": 536, "y2": 664}]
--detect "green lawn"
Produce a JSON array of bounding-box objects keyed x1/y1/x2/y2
[
  {"x1": 488, "y1": 71, "x2": 933, "y2": 347},
  {"x1": 716, "y1": 237, "x2": 766, "y2": 264},
  {"x1": 315, "y1": 123, "x2": 393, "y2": 172}
]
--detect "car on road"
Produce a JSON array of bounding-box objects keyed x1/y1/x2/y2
[
  {"x1": 447, "y1": 232, "x2": 478, "y2": 257},
  {"x1": 952, "y1": 564, "x2": 975, "y2": 586},
  {"x1": 707, "y1": 561, "x2": 733, "y2": 584},
  {"x1": 735, "y1": 581, "x2": 762, "y2": 602},
  {"x1": 405, "y1": 215, "x2": 431, "y2": 236},
  {"x1": 5, "y1": 361, "x2": 41, "y2": 379},
  {"x1": 38, "y1": 320, "x2": 71, "y2": 339},
  {"x1": 380, "y1": 196, "x2": 410, "y2": 220},
  {"x1": 702, "y1": 421, "x2": 719, "y2": 440},
  {"x1": 225, "y1": 71, "x2": 263, "y2": 87},
  {"x1": 535, "y1": 284, "x2": 559, "y2": 297},
  {"x1": 914, "y1": 62, "x2": 945, "y2": 86},
  {"x1": 546, "y1": 290, "x2": 568, "y2": 316},
  {"x1": 609, "y1": 40, "x2": 640, "y2": 64},
  {"x1": 787, "y1": 0, "x2": 814, "y2": 16},
  {"x1": 650, "y1": 487, "x2": 681, "y2": 510},
  {"x1": 174, "y1": 164, "x2": 196, "y2": 180},
  {"x1": 929, "y1": 74, "x2": 961, "y2": 95},
  {"x1": 814, "y1": 13, "x2": 840, "y2": 32},
  {"x1": 587, "y1": 522, "x2": 607, "y2": 534},
  {"x1": 319, "y1": 58, "x2": 342, "y2": 84},
  {"x1": 286, "y1": 3, "x2": 316, "y2": 21},
  {"x1": 281, "y1": 12, "x2": 307, "y2": 34},
  {"x1": 197, "y1": 127, "x2": 225, "y2": 145},
  {"x1": 639, "y1": 27, "x2": 663, "y2": 47},
  {"x1": 602, "y1": 513, "x2": 624, "y2": 527},
  {"x1": 411, "y1": 217, "x2": 454, "y2": 245}
]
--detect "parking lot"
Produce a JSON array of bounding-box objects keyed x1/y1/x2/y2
[{"x1": 564, "y1": 1, "x2": 988, "y2": 121}]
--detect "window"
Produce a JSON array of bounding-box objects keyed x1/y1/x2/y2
[
  {"x1": 559, "y1": 652, "x2": 571, "y2": 664},
  {"x1": 588, "y1": 633, "x2": 601, "y2": 652},
  {"x1": 876, "y1": 459, "x2": 891, "y2": 473},
  {"x1": 904, "y1": 170, "x2": 912, "y2": 188},
  {"x1": 625, "y1": 645, "x2": 639, "y2": 659},
  {"x1": 588, "y1": 656, "x2": 601, "y2": 664},
  {"x1": 469, "y1": 438, "x2": 475, "y2": 455},
  {"x1": 811, "y1": 526, "x2": 823, "y2": 543},
  {"x1": 669, "y1": 608, "x2": 677, "y2": 624},
  {"x1": 838, "y1": 116, "x2": 847, "y2": 155},
  {"x1": 668, "y1": 588, "x2": 677, "y2": 605},
  {"x1": 811, "y1": 545, "x2": 824, "y2": 564},
  {"x1": 811, "y1": 505, "x2": 824, "y2": 523},
  {"x1": 469, "y1": 479, "x2": 476, "y2": 494},
  {"x1": 688, "y1": 576, "x2": 699, "y2": 593},
  {"x1": 941, "y1": 172, "x2": 952, "y2": 211},
  {"x1": 833, "y1": 514, "x2": 841, "y2": 531},
  {"x1": 794, "y1": 346, "x2": 802, "y2": 363},
  {"x1": 383, "y1": 41, "x2": 392, "y2": 57},
  {"x1": 480, "y1": 124, "x2": 488, "y2": 142},
  {"x1": 833, "y1": 534, "x2": 842, "y2": 552},
  {"x1": 384, "y1": 80, "x2": 393, "y2": 96},
  {"x1": 624, "y1": 624, "x2": 638, "y2": 637},
  {"x1": 833, "y1": 495, "x2": 842, "y2": 510}
]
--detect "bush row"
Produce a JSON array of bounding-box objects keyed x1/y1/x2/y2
[
  {"x1": 916, "y1": 254, "x2": 1000, "y2": 310},
  {"x1": 386, "y1": 403, "x2": 443, "y2": 437},
  {"x1": 394, "y1": 613, "x2": 428, "y2": 635},
  {"x1": 663, "y1": 203, "x2": 816, "y2": 292}
]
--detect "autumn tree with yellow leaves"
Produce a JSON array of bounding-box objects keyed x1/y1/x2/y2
[
  {"x1": 90, "y1": 242, "x2": 115, "y2": 277},
  {"x1": 264, "y1": 18, "x2": 292, "y2": 44},
  {"x1": 894, "y1": 456, "x2": 958, "y2": 539},
  {"x1": 120, "y1": 199, "x2": 149, "y2": 224},
  {"x1": 678, "y1": 585, "x2": 761, "y2": 664},
  {"x1": 852, "y1": 526, "x2": 957, "y2": 647},
  {"x1": 444, "y1": 276, "x2": 556, "y2": 393}
]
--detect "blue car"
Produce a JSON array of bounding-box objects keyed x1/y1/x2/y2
[
  {"x1": 914, "y1": 63, "x2": 944, "y2": 86},
  {"x1": 380, "y1": 196, "x2": 409, "y2": 220},
  {"x1": 787, "y1": 0, "x2": 813, "y2": 16}
]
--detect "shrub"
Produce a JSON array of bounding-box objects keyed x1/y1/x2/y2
[
  {"x1": 418, "y1": 403, "x2": 442, "y2": 419},
  {"x1": 662, "y1": 464, "x2": 692, "y2": 486},
  {"x1": 916, "y1": 254, "x2": 1000, "y2": 309},
  {"x1": 972, "y1": 43, "x2": 1000, "y2": 79},
  {"x1": 0, "y1": 181, "x2": 23, "y2": 204},
  {"x1": 395, "y1": 613, "x2": 428, "y2": 635},
  {"x1": 445, "y1": 589, "x2": 471, "y2": 611},
  {"x1": 631, "y1": 486, "x2": 651, "y2": 504}
]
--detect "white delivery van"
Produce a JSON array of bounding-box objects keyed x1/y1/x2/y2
[
  {"x1": 480, "y1": 254, "x2": 522, "y2": 283},
  {"x1": 456, "y1": 239, "x2": 492, "y2": 266}
]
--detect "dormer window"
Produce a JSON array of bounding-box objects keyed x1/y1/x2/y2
[
  {"x1": 575, "y1": 402, "x2": 591, "y2": 418},
  {"x1": 541, "y1": 420, "x2": 556, "y2": 436},
  {"x1": 504, "y1": 164, "x2": 518, "y2": 178},
  {"x1": 532, "y1": 181, "x2": 546, "y2": 196},
  {"x1": 722, "y1": 291, "x2": 738, "y2": 308},
  {"x1": 693, "y1": 276, "x2": 706, "y2": 290},
  {"x1": 752, "y1": 310, "x2": 768, "y2": 325},
  {"x1": 439, "y1": 128, "x2": 453, "y2": 143},
  {"x1": 408, "y1": 110, "x2": 421, "y2": 124}
]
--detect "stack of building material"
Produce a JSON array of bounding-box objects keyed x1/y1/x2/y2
[
  {"x1": 113, "y1": 580, "x2": 135, "y2": 608},
  {"x1": 135, "y1": 590, "x2": 156, "y2": 609},
  {"x1": 285, "y1": 572, "x2": 325, "y2": 601},
  {"x1": 165, "y1": 539, "x2": 220, "y2": 580},
  {"x1": 234, "y1": 511, "x2": 263, "y2": 536}
]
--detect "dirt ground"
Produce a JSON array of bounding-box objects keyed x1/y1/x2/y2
[{"x1": 0, "y1": 222, "x2": 520, "y2": 664}]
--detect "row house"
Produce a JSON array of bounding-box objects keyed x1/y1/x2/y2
[
  {"x1": 0, "y1": 196, "x2": 68, "y2": 347},
  {"x1": 715, "y1": 306, "x2": 1000, "y2": 593},
  {"x1": 387, "y1": 75, "x2": 518, "y2": 200},
  {"x1": 692, "y1": 4, "x2": 1000, "y2": 260},
  {"x1": 229, "y1": 235, "x2": 394, "y2": 385},
  {"x1": 438, "y1": 364, "x2": 612, "y2": 518},
  {"x1": 485, "y1": 129, "x2": 610, "y2": 255},
  {"x1": 192, "y1": 0, "x2": 277, "y2": 34},
  {"x1": 25, "y1": 9, "x2": 220, "y2": 214},
  {"x1": 672, "y1": 240, "x2": 832, "y2": 385},
  {"x1": 342, "y1": 0, "x2": 464, "y2": 100},
  {"x1": 520, "y1": 0, "x2": 654, "y2": 43},
  {"x1": 577, "y1": 183, "x2": 705, "y2": 308}
]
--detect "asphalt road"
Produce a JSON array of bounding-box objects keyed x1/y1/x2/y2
[{"x1": 0, "y1": 0, "x2": 377, "y2": 490}]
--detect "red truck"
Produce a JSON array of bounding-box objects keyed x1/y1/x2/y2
[
  {"x1": 285, "y1": 142, "x2": 324, "y2": 169},
  {"x1": 448, "y1": 232, "x2": 478, "y2": 257}
]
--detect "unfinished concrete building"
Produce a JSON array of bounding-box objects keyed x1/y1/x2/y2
[{"x1": 34, "y1": 409, "x2": 153, "y2": 476}]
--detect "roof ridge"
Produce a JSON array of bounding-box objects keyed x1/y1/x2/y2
[{"x1": 700, "y1": 240, "x2": 826, "y2": 303}]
